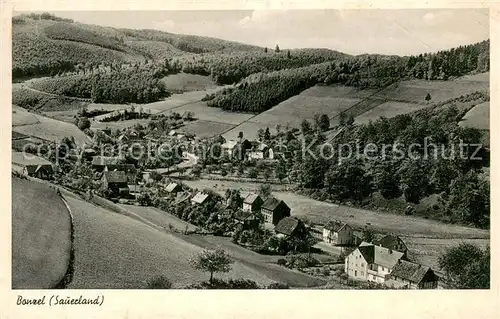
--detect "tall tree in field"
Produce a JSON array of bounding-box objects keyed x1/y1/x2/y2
[
  {"x1": 319, "y1": 114, "x2": 330, "y2": 132},
  {"x1": 339, "y1": 112, "x2": 347, "y2": 126},
  {"x1": 425, "y1": 93, "x2": 432, "y2": 102},
  {"x1": 275, "y1": 44, "x2": 280, "y2": 53},
  {"x1": 300, "y1": 119, "x2": 313, "y2": 137},
  {"x1": 264, "y1": 127, "x2": 271, "y2": 141},
  {"x1": 439, "y1": 243, "x2": 490, "y2": 289},
  {"x1": 189, "y1": 247, "x2": 234, "y2": 284},
  {"x1": 264, "y1": 47, "x2": 268, "y2": 53},
  {"x1": 259, "y1": 183, "x2": 272, "y2": 200}
]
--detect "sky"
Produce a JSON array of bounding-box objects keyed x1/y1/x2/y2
[{"x1": 17, "y1": 9, "x2": 489, "y2": 55}]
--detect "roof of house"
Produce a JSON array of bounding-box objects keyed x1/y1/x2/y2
[
  {"x1": 165, "y1": 182, "x2": 180, "y2": 193},
  {"x1": 103, "y1": 171, "x2": 127, "y2": 183},
  {"x1": 390, "y1": 260, "x2": 433, "y2": 284},
  {"x1": 324, "y1": 220, "x2": 349, "y2": 232},
  {"x1": 356, "y1": 243, "x2": 404, "y2": 269},
  {"x1": 191, "y1": 192, "x2": 210, "y2": 204},
  {"x1": 221, "y1": 140, "x2": 238, "y2": 149},
  {"x1": 376, "y1": 234, "x2": 407, "y2": 250},
  {"x1": 256, "y1": 143, "x2": 269, "y2": 152},
  {"x1": 275, "y1": 217, "x2": 302, "y2": 236},
  {"x1": 105, "y1": 164, "x2": 136, "y2": 172},
  {"x1": 24, "y1": 164, "x2": 54, "y2": 174},
  {"x1": 244, "y1": 193, "x2": 262, "y2": 205},
  {"x1": 384, "y1": 279, "x2": 409, "y2": 289},
  {"x1": 12, "y1": 151, "x2": 52, "y2": 166},
  {"x1": 262, "y1": 197, "x2": 288, "y2": 212}
]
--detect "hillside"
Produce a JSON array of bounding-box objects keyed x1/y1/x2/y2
[{"x1": 12, "y1": 177, "x2": 72, "y2": 289}]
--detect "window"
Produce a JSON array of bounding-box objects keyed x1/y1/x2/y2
[
  {"x1": 361, "y1": 263, "x2": 364, "y2": 267},
  {"x1": 361, "y1": 271, "x2": 364, "y2": 276},
  {"x1": 355, "y1": 270, "x2": 358, "y2": 276}
]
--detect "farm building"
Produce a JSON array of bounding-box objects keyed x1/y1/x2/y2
[
  {"x1": 242, "y1": 193, "x2": 264, "y2": 213},
  {"x1": 385, "y1": 260, "x2": 439, "y2": 289},
  {"x1": 165, "y1": 182, "x2": 182, "y2": 194},
  {"x1": 375, "y1": 234, "x2": 408, "y2": 257},
  {"x1": 12, "y1": 151, "x2": 54, "y2": 180},
  {"x1": 275, "y1": 217, "x2": 307, "y2": 238},
  {"x1": 221, "y1": 140, "x2": 238, "y2": 157},
  {"x1": 323, "y1": 220, "x2": 355, "y2": 246},
  {"x1": 345, "y1": 242, "x2": 405, "y2": 284},
  {"x1": 92, "y1": 156, "x2": 124, "y2": 171},
  {"x1": 101, "y1": 171, "x2": 128, "y2": 196},
  {"x1": 191, "y1": 192, "x2": 210, "y2": 205},
  {"x1": 233, "y1": 210, "x2": 260, "y2": 230},
  {"x1": 261, "y1": 197, "x2": 291, "y2": 225},
  {"x1": 247, "y1": 143, "x2": 274, "y2": 160},
  {"x1": 127, "y1": 184, "x2": 143, "y2": 198}
]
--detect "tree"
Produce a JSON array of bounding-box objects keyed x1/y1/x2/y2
[
  {"x1": 287, "y1": 50, "x2": 291, "y2": 58},
  {"x1": 264, "y1": 47, "x2": 268, "y2": 53},
  {"x1": 318, "y1": 114, "x2": 330, "y2": 132},
  {"x1": 346, "y1": 114, "x2": 355, "y2": 126},
  {"x1": 264, "y1": 127, "x2": 271, "y2": 141},
  {"x1": 439, "y1": 243, "x2": 489, "y2": 289},
  {"x1": 425, "y1": 93, "x2": 432, "y2": 102},
  {"x1": 275, "y1": 44, "x2": 280, "y2": 53},
  {"x1": 374, "y1": 160, "x2": 401, "y2": 199},
  {"x1": 257, "y1": 128, "x2": 265, "y2": 141},
  {"x1": 398, "y1": 157, "x2": 431, "y2": 204},
  {"x1": 324, "y1": 158, "x2": 373, "y2": 203},
  {"x1": 189, "y1": 247, "x2": 234, "y2": 284},
  {"x1": 362, "y1": 227, "x2": 374, "y2": 243},
  {"x1": 225, "y1": 189, "x2": 243, "y2": 211},
  {"x1": 339, "y1": 112, "x2": 347, "y2": 126}
]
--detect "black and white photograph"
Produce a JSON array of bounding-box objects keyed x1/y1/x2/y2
[{"x1": 10, "y1": 9, "x2": 491, "y2": 291}]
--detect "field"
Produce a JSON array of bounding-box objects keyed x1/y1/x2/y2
[
  {"x1": 13, "y1": 105, "x2": 40, "y2": 126},
  {"x1": 90, "y1": 119, "x2": 151, "y2": 130},
  {"x1": 12, "y1": 178, "x2": 72, "y2": 289},
  {"x1": 354, "y1": 101, "x2": 428, "y2": 125},
  {"x1": 160, "y1": 73, "x2": 217, "y2": 92},
  {"x1": 12, "y1": 108, "x2": 92, "y2": 146},
  {"x1": 459, "y1": 101, "x2": 489, "y2": 130}
]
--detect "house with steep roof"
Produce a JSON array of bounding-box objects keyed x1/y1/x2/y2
[
  {"x1": 191, "y1": 192, "x2": 210, "y2": 205},
  {"x1": 345, "y1": 242, "x2": 405, "y2": 284},
  {"x1": 323, "y1": 220, "x2": 354, "y2": 246},
  {"x1": 386, "y1": 260, "x2": 439, "y2": 289},
  {"x1": 165, "y1": 182, "x2": 182, "y2": 194},
  {"x1": 375, "y1": 234, "x2": 408, "y2": 257},
  {"x1": 275, "y1": 217, "x2": 307, "y2": 238},
  {"x1": 101, "y1": 170, "x2": 128, "y2": 195},
  {"x1": 221, "y1": 140, "x2": 239, "y2": 157},
  {"x1": 261, "y1": 197, "x2": 291, "y2": 225},
  {"x1": 242, "y1": 193, "x2": 264, "y2": 213}
]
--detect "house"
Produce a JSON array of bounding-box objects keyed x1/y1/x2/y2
[
  {"x1": 261, "y1": 197, "x2": 291, "y2": 225},
  {"x1": 233, "y1": 210, "x2": 260, "y2": 230},
  {"x1": 221, "y1": 140, "x2": 238, "y2": 157},
  {"x1": 345, "y1": 242, "x2": 405, "y2": 284},
  {"x1": 375, "y1": 234, "x2": 408, "y2": 257},
  {"x1": 385, "y1": 260, "x2": 439, "y2": 289},
  {"x1": 191, "y1": 192, "x2": 210, "y2": 205},
  {"x1": 247, "y1": 143, "x2": 274, "y2": 160},
  {"x1": 275, "y1": 217, "x2": 307, "y2": 237},
  {"x1": 101, "y1": 171, "x2": 128, "y2": 195},
  {"x1": 118, "y1": 134, "x2": 129, "y2": 143},
  {"x1": 242, "y1": 193, "x2": 264, "y2": 213},
  {"x1": 323, "y1": 220, "x2": 354, "y2": 246},
  {"x1": 11, "y1": 151, "x2": 54, "y2": 180},
  {"x1": 165, "y1": 182, "x2": 182, "y2": 194}
]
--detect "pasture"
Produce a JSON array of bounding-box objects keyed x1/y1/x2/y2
[
  {"x1": 354, "y1": 101, "x2": 428, "y2": 125},
  {"x1": 160, "y1": 73, "x2": 217, "y2": 92},
  {"x1": 13, "y1": 105, "x2": 40, "y2": 126},
  {"x1": 90, "y1": 119, "x2": 150, "y2": 130},
  {"x1": 459, "y1": 101, "x2": 490, "y2": 130},
  {"x1": 174, "y1": 102, "x2": 254, "y2": 125},
  {"x1": 12, "y1": 178, "x2": 72, "y2": 289}
]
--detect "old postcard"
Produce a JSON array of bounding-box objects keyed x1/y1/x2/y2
[{"x1": 1, "y1": 1, "x2": 499, "y2": 318}]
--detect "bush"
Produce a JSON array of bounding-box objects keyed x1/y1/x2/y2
[
  {"x1": 186, "y1": 278, "x2": 260, "y2": 289},
  {"x1": 277, "y1": 258, "x2": 287, "y2": 267},
  {"x1": 146, "y1": 275, "x2": 173, "y2": 289}
]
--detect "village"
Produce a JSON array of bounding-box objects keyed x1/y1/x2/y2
[{"x1": 12, "y1": 118, "x2": 440, "y2": 290}]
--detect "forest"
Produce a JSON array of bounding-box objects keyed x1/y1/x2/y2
[{"x1": 288, "y1": 91, "x2": 490, "y2": 228}]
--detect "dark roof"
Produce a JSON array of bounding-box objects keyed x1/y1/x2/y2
[
  {"x1": 376, "y1": 234, "x2": 407, "y2": 250},
  {"x1": 358, "y1": 245, "x2": 375, "y2": 264},
  {"x1": 103, "y1": 171, "x2": 127, "y2": 183},
  {"x1": 324, "y1": 220, "x2": 348, "y2": 232},
  {"x1": 244, "y1": 193, "x2": 261, "y2": 205},
  {"x1": 24, "y1": 164, "x2": 53, "y2": 175},
  {"x1": 262, "y1": 197, "x2": 288, "y2": 212},
  {"x1": 275, "y1": 217, "x2": 302, "y2": 236},
  {"x1": 356, "y1": 243, "x2": 404, "y2": 268},
  {"x1": 390, "y1": 260, "x2": 433, "y2": 284}
]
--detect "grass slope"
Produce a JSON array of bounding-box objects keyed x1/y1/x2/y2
[
  {"x1": 459, "y1": 101, "x2": 489, "y2": 130},
  {"x1": 12, "y1": 178, "x2": 72, "y2": 289}
]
